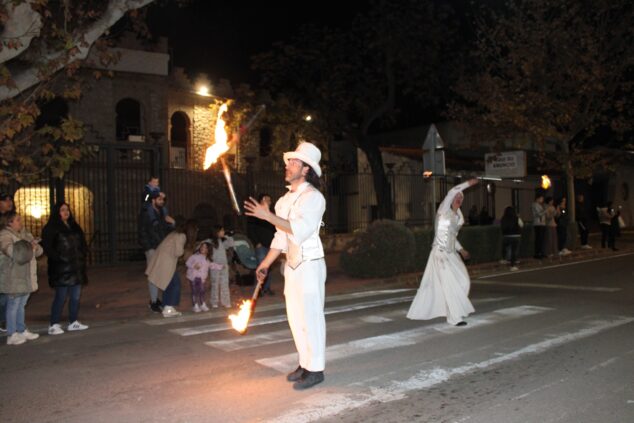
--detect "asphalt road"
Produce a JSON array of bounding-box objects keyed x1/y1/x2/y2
[{"x1": 1, "y1": 253, "x2": 633, "y2": 423}]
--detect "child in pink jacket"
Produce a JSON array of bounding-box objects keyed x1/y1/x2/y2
[{"x1": 185, "y1": 241, "x2": 223, "y2": 312}]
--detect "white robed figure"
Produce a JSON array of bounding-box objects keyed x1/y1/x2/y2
[{"x1": 407, "y1": 178, "x2": 479, "y2": 326}]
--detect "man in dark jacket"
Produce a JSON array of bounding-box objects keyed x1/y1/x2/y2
[
  {"x1": 247, "y1": 194, "x2": 276, "y2": 295},
  {"x1": 138, "y1": 192, "x2": 173, "y2": 311}
]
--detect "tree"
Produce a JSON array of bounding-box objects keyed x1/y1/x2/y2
[
  {"x1": 253, "y1": 0, "x2": 457, "y2": 219},
  {"x1": 451, "y1": 0, "x2": 634, "y2": 219},
  {"x1": 0, "y1": 0, "x2": 159, "y2": 186}
]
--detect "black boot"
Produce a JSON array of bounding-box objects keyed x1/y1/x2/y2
[
  {"x1": 293, "y1": 371, "x2": 324, "y2": 390},
  {"x1": 286, "y1": 366, "x2": 306, "y2": 382}
]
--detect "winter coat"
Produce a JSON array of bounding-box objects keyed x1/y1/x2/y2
[
  {"x1": 145, "y1": 231, "x2": 186, "y2": 290},
  {"x1": 138, "y1": 205, "x2": 173, "y2": 251},
  {"x1": 0, "y1": 227, "x2": 43, "y2": 294},
  {"x1": 42, "y1": 221, "x2": 88, "y2": 287}
]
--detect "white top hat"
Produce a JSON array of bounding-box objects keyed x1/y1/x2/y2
[{"x1": 283, "y1": 142, "x2": 322, "y2": 177}]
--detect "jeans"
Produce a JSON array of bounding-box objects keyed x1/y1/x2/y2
[
  {"x1": 6, "y1": 293, "x2": 30, "y2": 335},
  {"x1": 163, "y1": 272, "x2": 181, "y2": 307},
  {"x1": 255, "y1": 246, "x2": 271, "y2": 291},
  {"x1": 557, "y1": 224, "x2": 568, "y2": 251},
  {"x1": 0, "y1": 293, "x2": 7, "y2": 325},
  {"x1": 50, "y1": 284, "x2": 82, "y2": 325},
  {"x1": 190, "y1": 277, "x2": 205, "y2": 306},
  {"x1": 600, "y1": 224, "x2": 614, "y2": 248},
  {"x1": 577, "y1": 222, "x2": 589, "y2": 245},
  {"x1": 534, "y1": 226, "x2": 545, "y2": 257},
  {"x1": 502, "y1": 236, "x2": 520, "y2": 266}
]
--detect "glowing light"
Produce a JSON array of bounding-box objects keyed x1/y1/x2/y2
[
  {"x1": 196, "y1": 85, "x2": 210, "y2": 96},
  {"x1": 229, "y1": 300, "x2": 253, "y2": 334},
  {"x1": 304, "y1": 114, "x2": 312, "y2": 122},
  {"x1": 203, "y1": 102, "x2": 230, "y2": 170},
  {"x1": 27, "y1": 204, "x2": 44, "y2": 219},
  {"x1": 423, "y1": 171, "x2": 433, "y2": 178},
  {"x1": 541, "y1": 175, "x2": 551, "y2": 190}
]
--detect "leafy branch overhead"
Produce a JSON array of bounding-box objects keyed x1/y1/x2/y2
[{"x1": 0, "y1": 0, "x2": 159, "y2": 186}]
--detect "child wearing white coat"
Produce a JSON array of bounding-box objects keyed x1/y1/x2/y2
[{"x1": 205, "y1": 225, "x2": 234, "y2": 309}]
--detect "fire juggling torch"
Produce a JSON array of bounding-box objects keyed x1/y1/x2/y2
[
  {"x1": 203, "y1": 103, "x2": 266, "y2": 214},
  {"x1": 228, "y1": 268, "x2": 267, "y2": 334}
]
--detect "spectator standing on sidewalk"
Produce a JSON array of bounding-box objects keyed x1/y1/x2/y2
[
  {"x1": 556, "y1": 197, "x2": 571, "y2": 256},
  {"x1": 532, "y1": 193, "x2": 546, "y2": 259},
  {"x1": 185, "y1": 241, "x2": 222, "y2": 312},
  {"x1": 0, "y1": 191, "x2": 16, "y2": 334},
  {"x1": 0, "y1": 211, "x2": 43, "y2": 345},
  {"x1": 544, "y1": 197, "x2": 559, "y2": 257},
  {"x1": 500, "y1": 206, "x2": 523, "y2": 271},
  {"x1": 247, "y1": 193, "x2": 276, "y2": 296},
  {"x1": 138, "y1": 191, "x2": 174, "y2": 312},
  {"x1": 42, "y1": 203, "x2": 89, "y2": 335},
  {"x1": 205, "y1": 225, "x2": 235, "y2": 309},
  {"x1": 146, "y1": 220, "x2": 198, "y2": 318},
  {"x1": 575, "y1": 194, "x2": 592, "y2": 249},
  {"x1": 597, "y1": 202, "x2": 616, "y2": 249}
]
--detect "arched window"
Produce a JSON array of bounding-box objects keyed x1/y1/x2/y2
[
  {"x1": 170, "y1": 111, "x2": 190, "y2": 169},
  {"x1": 116, "y1": 98, "x2": 142, "y2": 141},
  {"x1": 170, "y1": 112, "x2": 190, "y2": 148}
]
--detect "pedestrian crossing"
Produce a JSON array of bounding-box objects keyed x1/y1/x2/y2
[{"x1": 148, "y1": 288, "x2": 634, "y2": 422}]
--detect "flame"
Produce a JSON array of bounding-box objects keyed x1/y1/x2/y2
[
  {"x1": 203, "y1": 102, "x2": 231, "y2": 170},
  {"x1": 229, "y1": 299, "x2": 253, "y2": 333},
  {"x1": 541, "y1": 174, "x2": 551, "y2": 190}
]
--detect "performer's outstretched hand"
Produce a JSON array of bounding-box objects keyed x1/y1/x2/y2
[
  {"x1": 458, "y1": 249, "x2": 471, "y2": 260},
  {"x1": 244, "y1": 196, "x2": 271, "y2": 220},
  {"x1": 468, "y1": 178, "x2": 479, "y2": 186}
]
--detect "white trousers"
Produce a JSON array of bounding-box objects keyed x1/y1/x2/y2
[{"x1": 284, "y1": 258, "x2": 327, "y2": 372}]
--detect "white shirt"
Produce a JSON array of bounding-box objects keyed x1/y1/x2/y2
[{"x1": 270, "y1": 182, "x2": 325, "y2": 262}]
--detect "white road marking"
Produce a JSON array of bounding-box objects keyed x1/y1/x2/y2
[
  {"x1": 266, "y1": 316, "x2": 634, "y2": 423},
  {"x1": 204, "y1": 297, "x2": 515, "y2": 351},
  {"x1": 256, "y1": 305, "x2": 552, "y2": 373},
  {"x1": 477, "y1": 252, "x2": 634, "y2": 279},
  {"x1": 143, "y1": 289, "x2": 415, "y2": 326},
  {"x1": 474, "y1": 280, "x2": 621, "y2": 292}
]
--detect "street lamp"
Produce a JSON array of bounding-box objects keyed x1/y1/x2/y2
[{"x1": 196, "y1": 84, "x2": 211, "y2": 97}]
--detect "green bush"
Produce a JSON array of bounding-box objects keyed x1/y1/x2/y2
[
  {"x1": 410, "y1": 227, "x2": 434, "y2": 272},
  {"x1": 457, "y1": 225, "x2": 502, "y2": 263},
  {"x1": 340, "y1": 220, "x2": 415, "y2": 278}
]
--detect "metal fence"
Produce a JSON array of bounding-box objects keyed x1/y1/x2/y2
[{"x1": 9, "y1": 146, "x2": 508, "y2": 264}]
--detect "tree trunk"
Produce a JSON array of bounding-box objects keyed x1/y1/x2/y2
[
  {"x1": 562, "y1": 143, "x2": 576, "y2": 221},
  {"x1": 360, "y1": 138, "x2": 394, "y2": 220}
]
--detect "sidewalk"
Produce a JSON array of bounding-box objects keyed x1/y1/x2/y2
[{"x1": 22, "y1": 231, "x2": 634, "y2": 326}]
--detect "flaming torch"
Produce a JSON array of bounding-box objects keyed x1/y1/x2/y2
[
  {"x1": 228, "y1": 270, "x2": 267, "y2": 334},
  {"x1": 203, "y1": 103, "x2": 266, "y2": 215},
  {"x1": 541, "y1": 174, "x2": 551, "y2": 190}
]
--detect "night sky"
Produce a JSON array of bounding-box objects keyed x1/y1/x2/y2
[{"x1": 148, "y1": 0, "x2": 372, "y2": 84}]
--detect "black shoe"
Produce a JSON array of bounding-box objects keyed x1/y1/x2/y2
[
  {"x1": 149, "y1": 301, "x2": 162, "y2": 313},
  {"x1": 293, "y1": 371, "x2": 324, "y2": 390},
  {"x1": 612, "y1": 247, "x2": 619, "y2": 251},
  {"x1": 264, "y1": 289, "x2": 275, "y2": 296},
  {"x1": 455, "y1": 321, "x2": 467, "y2": 327},
  {"x1": 286, "y1": 366, "x2": 306, "y2": 382}
]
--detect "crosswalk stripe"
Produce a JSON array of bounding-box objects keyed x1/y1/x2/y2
[
  {"x1": 266, "y1": 315, "x2": 634, "y2": 423},
  {"x1": 256, "y1": 305, "x2": 553, "y2": 373},
  {"x1": 474, "y1": 280, "x2": 621, "y2": 292},
  {"x1": 170, "y1": 295, "x2": 415, "y2": 336},
  {"x1": 143, "y1": 289, "x2": 416, "y2": 326}
]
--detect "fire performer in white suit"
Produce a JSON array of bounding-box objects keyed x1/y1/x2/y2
[
  {"x1": 244, "y1": 142, "x2": 327, "y2": 390},
  {"x1": 407, "y1": 178, "x2": 479, "y2": 326}
]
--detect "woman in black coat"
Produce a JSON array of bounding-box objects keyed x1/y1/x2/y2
[{"x1": 41, "y1": 202, "x2": 89, "y2": 335}]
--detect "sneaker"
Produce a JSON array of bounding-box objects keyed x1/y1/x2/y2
[
  {"x1": 149, "y1": 300, "x2": 163, "y2": 313},
  {"x1": 581, "y1": 244, "x2": 592, "y2": 249},
  {"x1": 510, "y1": 266, "x2": 519, "y2": 271},
  {"x1": 67, "y1": 321, "x2": 89, "y2": 331},
  {"x1": 200, "y1": 303, "x2": 210, "y2": 312},
  {"x1": 211, "y1": 304, "x2": 219, "y2": 309},
  {"x1": 193, "y1": 304, "x2": 201, "y2": 313},
  {"x1": 21, "y1": 329, "x2": 40, "y2": 341},
  {"x1": 7, "y1": 332, "x2": 26, "y2": 345},
  {"x1": 0, "y1": 324, "x2": 6, "y2": 333},
  {"x1": 48, "y1": 324, "x2": 64, "y2": 335},
  {"x1": 162, "y1": 306, "x2": 182, "y2": 318},
  {"x1": 499, "y1": 259, "x2": 509, "y2": 265}
]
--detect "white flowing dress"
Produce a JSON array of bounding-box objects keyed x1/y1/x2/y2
[{"x1": 407, "y1": 181, "x2": 475, "y2": 325}]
